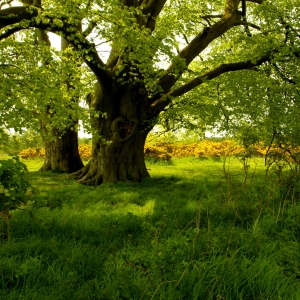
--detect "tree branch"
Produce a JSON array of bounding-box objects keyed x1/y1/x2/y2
[
  {"x1": 0, "y1": 63, "x2": 28, "y2": 73},
  {"x1": 201, "y1": 15, "x2": 223, "y2": 19},
  {"x1": 235, "y1": 20, "x2": 261, "y2": 30},
  {"x1": 140, "y1": 0, "x2": 167, "y2": 31},
  {"x1": 0, "y1": 6, "x2": 38, "y2": 29},
  {"x1": 154, "y1": 13, "x2": 243, "y2": 96},
  {"x1": 151, "y1": 51, "x2": 273, "y2": 113},
  {"x1": 0, "y1": 24, "x2": 28, "y2": 39},
  {"x1": 152, "y1": 0, "x2": 264, "y2": 99},
  {"x1": 0, "y1": 5, "x2": 112, "y2": 84}
]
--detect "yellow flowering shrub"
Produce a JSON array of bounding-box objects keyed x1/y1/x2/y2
[
  {"x1": 144, "y1": 145, "x2": 172, "y2": 162},
  {"x1": 18, "y1": 141, "x2": 300, "y2": 162},
  {"x1": 20, "y1": 148, "x2": 45, "y2": 159},
  {"x1": 173, "y1": 143, "x2": 198, "y2": 158},
  {"x1": 194, "y1": 140, "x2": 244, "y2": 158},
  {"x1": 78, "y1": 144, "x2": 92, "y2": 160},
  {"x1": 19, "y1": 145, "x2": 93, "y2": 160}
]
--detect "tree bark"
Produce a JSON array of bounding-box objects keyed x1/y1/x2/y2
[
  {"x1": 71, "y1": 81, "x2": 152, "y2": 185},
  {"x1": 72, "y1": 129, "x2": 150, "y2": 185},
  {"x1": 39, "y1": 124, "x2": 84, "y2": 173},
  {"x1": 37, "y1": 30, "x2": 83, "y2": 173}
]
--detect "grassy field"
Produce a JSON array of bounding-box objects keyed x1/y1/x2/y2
[{"x1": 1, "y1": 156, "x2": 300, "y2": 299}]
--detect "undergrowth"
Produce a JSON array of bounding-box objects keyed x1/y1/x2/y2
[{"x1": 0, "y1": 157, "x2": 300, "y2": 299}]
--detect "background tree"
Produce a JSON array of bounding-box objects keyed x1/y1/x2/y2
[
  {"x1": 0, "y1": 1, "x2": 94, "y2": 172},
  {"x1": 0, "y1": 0, "x2": 298, "y2": 185}
]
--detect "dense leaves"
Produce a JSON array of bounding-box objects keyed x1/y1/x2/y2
[
  {"x1": 0, "y1": 156, "x2": 32, "y2": 218},
  {"x1": 0, "y1": 0, "x2": 299, "y2": 184}
]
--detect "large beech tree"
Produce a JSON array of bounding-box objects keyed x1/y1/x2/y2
[
  {"x1": 0, "y1": 34, "x2": 87, "y2": 172},
  {"x1": 0, "y1": 5, "x2": 86, "y2": 173},
  {"x1": 0, "y1": 0, "x2": 298, "y2": 185}
]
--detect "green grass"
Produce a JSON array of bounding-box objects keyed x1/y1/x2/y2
[{"x1": 1, "y1": 157, "x2": 300, "y2": 299}]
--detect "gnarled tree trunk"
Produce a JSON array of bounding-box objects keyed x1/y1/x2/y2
[
  {"x1": 72, "y1": 81, "x2": 153, "y2": 185},
  {"x1": 39, "y1": 123, "x2": 84, "y2": 173}
]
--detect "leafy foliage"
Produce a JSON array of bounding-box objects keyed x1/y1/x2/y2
[
  {"x1": 0, "y1": 0, "x2": 299, "y2": 184},
  {"x1": 0, "y1": 156, "x2": 32, "y2": 240},
  {"x1": 0, "y1": 156, "x2": 32, "y2": 216}
]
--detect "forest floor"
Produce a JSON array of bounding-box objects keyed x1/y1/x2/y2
[{"x1": 1, "y1": 157, "x2": 300, "y2": 299}]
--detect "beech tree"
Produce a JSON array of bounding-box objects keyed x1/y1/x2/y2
[
  {"x1": 0, "y1": 0, "x2": 298, "y2": 185},
  {"x1": 0, "y1": 35, "x2": 87, "y2": 172},
  {"x1": 0, "y1": 2, "x2": 92, "y2": 172}
]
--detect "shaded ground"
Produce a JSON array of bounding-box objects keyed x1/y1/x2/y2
[{"x1": 1, "y1": 157, "x2": 299, "y2": 299}]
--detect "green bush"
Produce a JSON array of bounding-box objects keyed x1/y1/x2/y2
[{"x1": 0, "y1": 157, "x2": 33, "y2": 240}]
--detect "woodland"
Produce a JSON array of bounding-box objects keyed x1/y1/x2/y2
[{"x1": 1, "y1": 0, "x2": 300, "y2": 299}]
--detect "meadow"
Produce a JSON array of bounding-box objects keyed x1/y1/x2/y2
[{"x1": 1, "y1": 155, "x2": 300, "y2": 299}]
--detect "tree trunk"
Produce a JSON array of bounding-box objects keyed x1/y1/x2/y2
[
  {"x1": 39, "y1": 124, "x2": 84, "y2": 173},
  {"x1": 72, "y1": 129, "x2": 150, "y2": 185},
  {"x1": 71, "y1": 81, "x2": 153, "y2": 185}
]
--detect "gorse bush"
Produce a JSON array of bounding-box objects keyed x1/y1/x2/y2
[
  {"x1": 20, "y1": 148, "x2": 45, "y2": 159},
  {"x1": 78, "y1": 144, "x2": 92, "y2": 160},
  {"x1": 19, "y1": 145, "x2": 92, "y2": 160},
  {"x1": 144, "y1": 145, "x2": 172, "y2": 163},
  {"x1": 194, "y1": 140, "x2": 243, "y2": 158},
  {"x1": 19, "y1": 140, "x2": 300, "y2": 166}
]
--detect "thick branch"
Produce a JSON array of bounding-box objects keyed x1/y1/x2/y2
[
  {"x1": 36, "y1": 29, "x2": 50, "y2": 46},
  {"x1": 151, "y1": 52, "x2": 273, "y2": 113},
  {"x1": 0, "y1": 6, "x2": 112, "y2": 84},
  {"x1": 0, "y1": 24, "x2": 26, "y2": 39},
  {"x1": 0, "y1": 6, "x2": 38, "y2": 29},
  {"x1": 140, "y1": 0, "x2": 167, "y2": 31},
  {"x1": 141, "y1": 0, "x2": 167, "y2": 18},
  {"x1": 155, "y1": 4, "x2": 244, "y2": 96}
]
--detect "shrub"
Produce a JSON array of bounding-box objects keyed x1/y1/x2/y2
[
  {"x1": 194, "y1": 140, "x2": 243, "y2": 158},
  {"x1": 0, "y1": 157, "x2": 33, "y2": 240},
  {"x1": 144, "y1": 145, "x2": 172, "y2": 162},
  {"x1": 78, "y1": 144, "x2": 92, "y2": 160},
  {"x1": 173, "y1": 143, "x2": 198, "y2": 158},
  {"x1": 18, "y1": 140, "x2": 300, "y2": 163},
  {"x1": 19, "y1": 145, "x2": 93, "y2": 160},
  {"x1": 20, "y1": 148, "x2": 45, "y2": 159}
]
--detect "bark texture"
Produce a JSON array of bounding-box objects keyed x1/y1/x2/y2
[
  {"x1": 40, "y1": 125, "x2": 84, "y2": 173},
  {"x1": 71, "y1": 82, "x2": 152, "y2": 185}
]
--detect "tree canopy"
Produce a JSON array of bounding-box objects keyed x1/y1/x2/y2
[{"x1": 0, "y1": 0, "x2": 299, "y2": 184}]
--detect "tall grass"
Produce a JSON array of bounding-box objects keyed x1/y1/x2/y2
[{"x1": 1, "y1": 157, "x2": 300, "y2": 299}]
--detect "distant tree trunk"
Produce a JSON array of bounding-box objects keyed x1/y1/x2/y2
[
  {"x1": 71, "y1": 81, "x2": 153, "y2": 185},
  {"x1": 37, "y1": 32, "x2": 83, "y2": 173},
  {"x1": 39, "y1": 122, "x2": 84, "y2": 173}
]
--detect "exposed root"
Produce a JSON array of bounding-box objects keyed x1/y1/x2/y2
[
  {"x1": 39, "y1": 161, "x2": 52, "y2": 172},
  {"x1": 69, "y1": 161, "x2": 91, "y2": 179}
]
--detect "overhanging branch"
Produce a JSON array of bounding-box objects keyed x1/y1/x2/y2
[
  {"x1": 0, "y1": 5, "x2": 112, "y2": 84},
  {"x1": 155, "y1": 3, "x2": 243, "y2": 96},
  {"x1": 151, "y1": 51, "x2": 273, "y2": 113},
  {"x1": 0, "y1": 6, "x2": 38, "y2": 29},
  {"x1": 153, "y1": 0, "x2": 264, "y2": 98}
]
